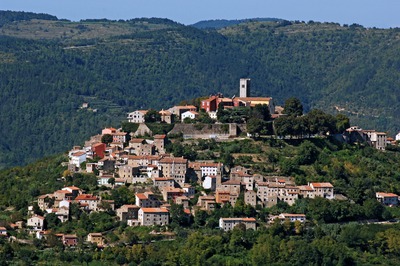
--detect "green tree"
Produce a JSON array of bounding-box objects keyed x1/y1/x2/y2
[
  {"x1": 101, "y1": 134, "x2": 113, "y2": 145},
  {"x1": 283, "y1": 97, "x2": 303, "y2": 117},
  {"x1": 144, "y1": 109, "x2": 161, "y2": 123},
  {"x1": 296, "y1": 140, "x2": 319, "y2": 165}
]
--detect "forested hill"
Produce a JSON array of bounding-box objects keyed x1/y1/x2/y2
[
  {"x1": 191, "y1": 18, "x2": 282, "y2": 29},
  {"x1": 0, "y1": 10, "x2": 400, "y2": 168}
]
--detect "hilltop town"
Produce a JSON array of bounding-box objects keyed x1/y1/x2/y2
[{"x1": 1, "y1": 79, "x2": 400, "y2": 265}]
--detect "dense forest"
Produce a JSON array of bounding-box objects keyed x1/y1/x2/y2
[{"x1": 0, "y1": 11, "x2": 400, "y2": 168}]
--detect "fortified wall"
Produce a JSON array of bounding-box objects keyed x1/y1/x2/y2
[{"x1": 168, "y1": 123, "x2": 246, "y2": 139}]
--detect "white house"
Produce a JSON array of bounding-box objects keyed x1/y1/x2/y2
[
  {"x1": 203, "y1": 175, "x2": 216, "y2": 191},
  {"x1": 200, "y1": 162, "x2": 223, "y2": 177},
  {"x1": 278, "y1": 213, "x2": 306, "y2": 223},
  {"x1": 127, "y1": 110, "x2": 148, "y2": 123},
  {"x1": 181, "y1": 111, "x2": 199, "y2": 122},
  {"x1": 69, "y1": 151, "x2": 87, "y2": 168},
  {"x1": 396, "y1": 132, "x2": 400, "y2": 141},
  {"x1": 27, "y1": 214, "x2": 45, "y2": 231},
  {"x1": 376, "y1": 192, "x2": 399, "y2": 206}
]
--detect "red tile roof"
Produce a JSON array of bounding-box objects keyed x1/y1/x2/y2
[
  {"x1": 136, "y1": 193, "x2": 148, "y2": 200},
  {"x1": 140, "y1": 208, "x2": 169, "y2": 213},
  {"x1": 75, "y1": 194, "x2": 98, "y2": 201},
  {"x1": 377, "y1": 192, "x2": 399, "y2": 197},
  {"x1": 310, "y1": 182, "x2": 333, "y2": 188}
]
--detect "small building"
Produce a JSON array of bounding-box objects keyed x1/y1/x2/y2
[
  {"x1": 162, "y1": 187, "x2": 185, "y2": 202},
  {"x1": 135, "y1": 192, "x2": 160, "y2": 208},
  {"x1": 376, "y1": 192, "x2": 399, "y2": 206},
  {"x1": 244, "y1": 190, "x2": 257, "y2": 207},
  {"x1": 87, "y1": 233, "x2": 104, "y2": 247},
  {"x1": 159, "y1": 110, "x2": 173, "y2": 124},
  {"x1": 69, "y1": 151, "x2": 87, "y2": 168},
  {"x1": 116, "y1": 205, "x2": 140, "y2": 222},
  {"x1": 0, "y1": 227, "x2": 7, "y2": 236},
  {"x1": 181, "y1": 111, "x2": 199, "y2": 122},
  {"x1": 219, "y1": 217, "x2": 256, "y2": 231},
  {"x1": 153, "y1": 177, "x2": 175, "y2": 190},
  {"x1": 63, "y1": 234, "x2": 78, "y2": 247},
  {"x1": 138, "y1": 208, "x2": 169, "y2": 226},
  {"x1": 127, "y1": 110, "x2": 148, "y2": 123},
  {"x1": 168, "y1": 105, "x2": 197, "y2": 118},
  {"x1": 75, "y1": 194, "x2": 99, "y2": 211},
  {"x1": 92, "y1": 143, "x2": 107, "y2": 159},
  {"x1": 27, "y1": 214, "x2": 45, "y2": 231},
  {"x1": 278, "y1": 213, "x2": 306, "y2": 223},
  {"x1": 309, "y1": 182, "x2": 334, "y2": 199},
  {"x1": 203, "y1": 175, "x2": 216, "y2": 191}
]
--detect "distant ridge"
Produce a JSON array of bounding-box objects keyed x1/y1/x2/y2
[
  {"x1": 191, "y1": 18, "x2": 283, "y2": 29},
  {"x1": 0, "y1": 10, "x2": 59, "y2": 27}
]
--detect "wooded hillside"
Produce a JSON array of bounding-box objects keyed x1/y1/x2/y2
[{"x1": 0, "y1": 11, "x2": 399, "y2": 168}]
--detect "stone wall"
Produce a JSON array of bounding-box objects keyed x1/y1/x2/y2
[{"x1": 168, "y1": 123, "x2": 246, "y2": 139}]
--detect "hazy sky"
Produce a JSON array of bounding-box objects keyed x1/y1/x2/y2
[{"x1": 1, "y1": 0, "x2": 399, "y2": 28}]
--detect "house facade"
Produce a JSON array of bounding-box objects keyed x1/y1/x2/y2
[
  {"x1": 127, "y1": 110, "x2": 148, "y2": 123},
  {"x1": 219, "y1": 217, "x2": 256, "y2": 231},
  {"x1": 376, "y1": 192, "x2": 399, "y2": 206},
  {"x1": 138, "y1": 208, "x2": 169, "y2": 226}
]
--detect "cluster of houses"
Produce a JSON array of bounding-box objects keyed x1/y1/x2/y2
[
  {"x1": 127, "y1": 78, "x2": 276, "y2": 124},
  {"x1": 4, "y1": 79, "x2": 400, "y2": 243}
]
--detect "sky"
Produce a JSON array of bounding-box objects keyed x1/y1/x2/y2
[{"x1": 1, "y1": 0, "x2": 400, "y2": 28}]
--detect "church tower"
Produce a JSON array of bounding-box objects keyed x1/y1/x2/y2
[{"x1": 239, "y1": 78, "x2": 250, "y2": 98}]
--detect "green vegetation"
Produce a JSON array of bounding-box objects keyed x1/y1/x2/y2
[
  {"x1": 1, "y1": 11, "x2": 400, "y2": 169},
  {"x1": 1, "y1": 133, "x2": 400, "y2": 263}
]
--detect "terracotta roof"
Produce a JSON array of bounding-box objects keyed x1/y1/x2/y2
[
  {"x1": 159, "y1": 110, "x2": 172, "y2": 115},
  {"x1": 163, "y1": 187, "x2": 184, "y2": 193},
  {"x1": 310, "y1": 182, "x2": 333, "y2": 188},
  {"x1": 221, "y1": 180, "x2": 241, "y2": 186},
  {"x1": 377, "y1": 192, "x2": 399, "y2": 197},
  {"x1": 220, "y1": 217, "x2": 256, "y2": 222},
  {"x1": 153, "y1": 134, "x2": 166, "y2": 139},
  {"x1": 0, "y1": 227, "x2": 6, "y2": 231},
  {"x1": 200, "y1": 162, "x2": 222, "y2": 167},
  {"x1": 63, "y1": 234, "x2": 77, "y2": 239},
  {"x1": 64, "y1": 186, "x2": 80, "y2": 190},
  {"x1": 174, "y1": 105, "x2": 197, "y2": 109},
  {"x1": 242, "y1": 218, "x2": 257, "y2": 222},
  {"x1": 54, "y1": 190, "x2": 71, "y2": 194},
  {"x1": 140, "y1": 208, "x2": 169, "y2": 213},
  {"x1": 75, "y1": 194, "x2": 98, "y2": 201},
  {"x1": 185, "y1": 111, "x2": 198, "y2": 115},
  {"x1": 112, "y1": 132, "x2": 127, "y2": 136},
  {"x1": 30, "y1": 215, "x2": 45, "y2": 220},
  {"x1": 298, "y1": 185, "x2": 313, "y2": 191},
  {"x1": 130, "y1": 138, "x2": 145, "y2": 143},
  {"x1": 136, "y1": 193, "x2": 148, "y2": 200},
  {"x1": 280, "y1": 213, "x2": 306, "y2": 217},
  {"x1": 88, "y1": 233, "x2": 102, "y2": 237},
  {"x1": 71, "y1": 151, "x2": 86, "y2": 157}
]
